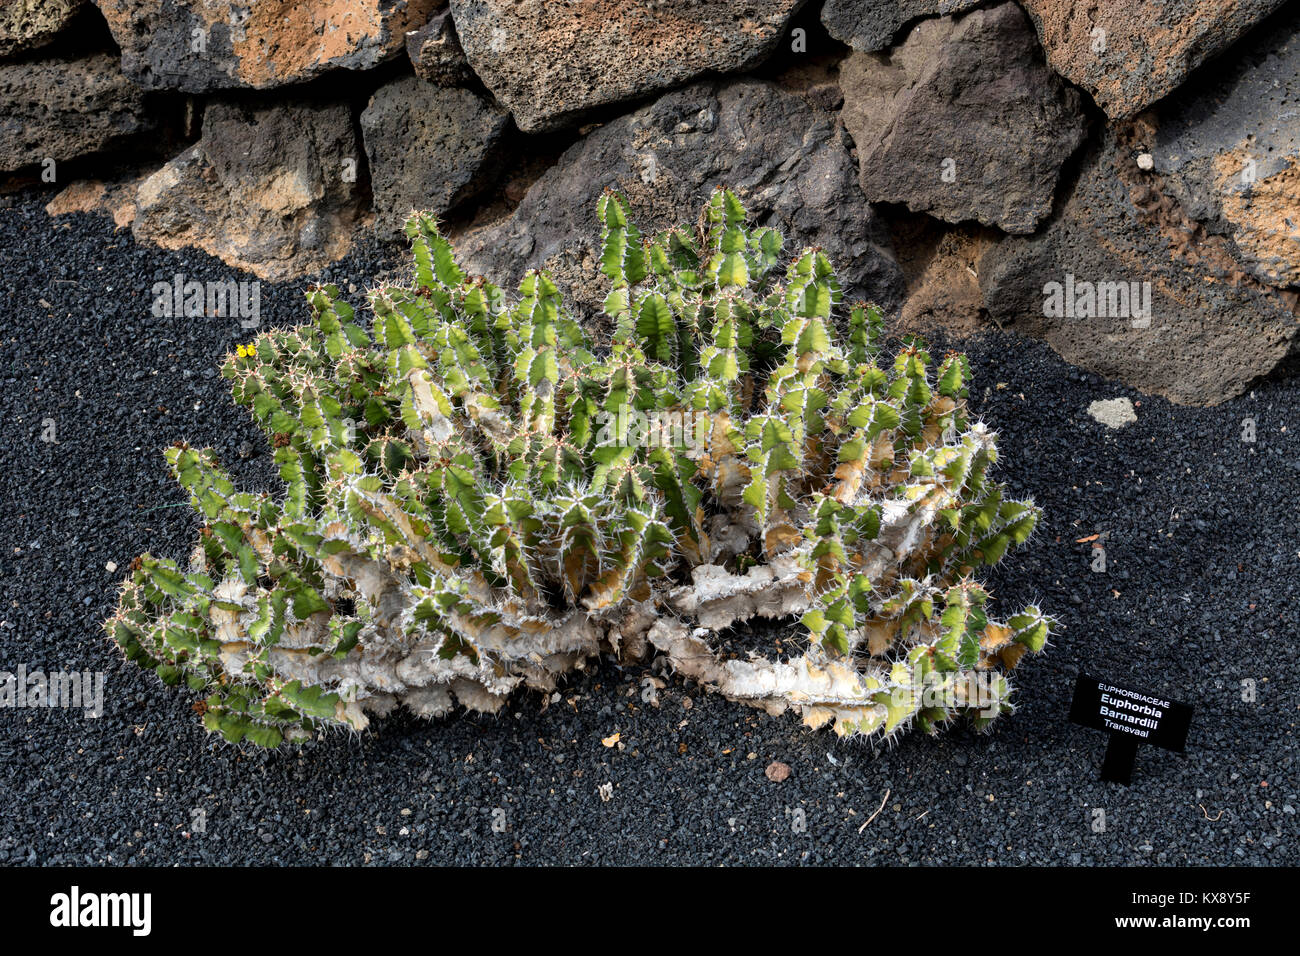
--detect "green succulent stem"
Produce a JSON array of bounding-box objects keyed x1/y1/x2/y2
[{"x1": 107, "y1": 187, "x2": 1053, "y2": 747}]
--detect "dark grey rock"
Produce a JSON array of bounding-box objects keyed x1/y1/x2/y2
[
  {"x1": 361, "y1": 75, "x2": 510, "y2": 240},
  {"x1": 0, "y1": 52, "x2": 160, "y2": 173},
  {"x1": 458, "y1": 78, "x2": 903, "y2": 316},
  {"x1": 406, "y1": 6, "x2": 472, "y2": 87},
  {"x1": 821, "y1": 0, "x2": 979, "y2": 51},
  {"x1": 980, "y1": 124, "x2": 1299, "y2": 406},
  {"x1": 841, "y1": 3, "x2": 1087, "y2": 234},
  {"x1": 1151, "y1": 4, "x2": 1300, "y2": 288}
]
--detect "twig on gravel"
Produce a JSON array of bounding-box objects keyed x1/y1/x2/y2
[
  {"x1": 1198, "y1": 804, "x2": 1224, "y2": 822},
  {"x1": 137, "y1": 502, "x2": 191, "y2": 514},
  {"x1": 858, "y1": 788, "x2": 891, "y2": 834}
]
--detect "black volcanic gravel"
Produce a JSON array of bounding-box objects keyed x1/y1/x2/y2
[{"x1": 0, "y1": 189, "x2": 1295, "y2": 865}]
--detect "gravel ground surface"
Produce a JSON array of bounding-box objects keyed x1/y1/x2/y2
[{"x1": 1, "y1": 189, "x2": 1295, "y2": 865}]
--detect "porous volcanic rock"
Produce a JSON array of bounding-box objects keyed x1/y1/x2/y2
[
  {"x1": 980, "y1": 122, "x2": 1299, "y2": 406},
  {"x1": 458, "y1": 78, "x2": 903, "y2": 316},
  {"x1": 45, "y1": 169, "x2": 150, "y2": 228},
  {"x1": 94, "y1": 0, "x2": 441, "y2": 91},
  {"x1": 820, "y1": 0, "x2": 979, "y2": 51},
  {"x1": 0, "y1": 52, "x2": 161, "y2": 172},
  {"x1": 406, "y1": 5, "x2": 471, "y2": 86},
  {"x1": 841, "y1": 3, "x2": 1087, "y2": 234},
  {"x1": 361, "y1": 75, "x2": 509, "y2": 240},
  {"x1": 1018, "y1": 0, "x2": 1288, "y2": 119},
  {"x1": 0, "y1": 0, "x2": 84, "y2": 57},
  {"x1": 448, "y1": 0, "x2": 807, "y2": 132},
  {"x1": 1150, "y1": 4, "x2": 1300, "y2": 288},
  {"x1": 132, "y1": 99, "x2": 366, "y2": 280}
]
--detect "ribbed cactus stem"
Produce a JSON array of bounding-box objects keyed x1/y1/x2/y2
[{"x1": 107, "y1": 188, "x2": 1052, "y2": 747}]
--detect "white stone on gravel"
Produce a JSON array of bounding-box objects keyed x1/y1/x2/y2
[{"x1": 1087, "y1": 397, "x2": 1137, "y2": 428}]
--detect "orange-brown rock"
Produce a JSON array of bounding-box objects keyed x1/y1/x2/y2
[
  {"x1": 0, "y1": 0, "x2": 84, "y2": 57},
  {"x1": 45, "y1": 171, "x2": 149, "y2": 227},
  {"x1": 449, "y1": 0, "x2": 806, "y2": 132},
  {"x1": 890, "y1": 217, "x2": 997, "y2": 336},
  {"x1": 94, "y1": 0, "x2": 441, "y2": 91},
  {"x1": 981, "y1": 120, "x2": 1298, "y2": 406},
  {"x1": 132, "y1": 100, "x2": 366, "y2": 280},
  {"x1": 1019, "y1": 0, "x2": 1287, "y2": 118},
  {"x1": 1151, "y1": 3, "x2": 1300, "y2": 288}
]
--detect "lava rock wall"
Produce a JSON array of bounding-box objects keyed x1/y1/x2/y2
[{"x1": 3, "y1": 0, "x2": 1299, "y2": 405}]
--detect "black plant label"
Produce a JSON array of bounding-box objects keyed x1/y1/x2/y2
[{"x1": 1069, "y1": 674, "x2": 1193, "y2": 784}]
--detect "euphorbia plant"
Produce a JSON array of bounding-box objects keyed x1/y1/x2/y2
[{"x1": 107, "y1": 188, "x2": 1052, "y2": 747}]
